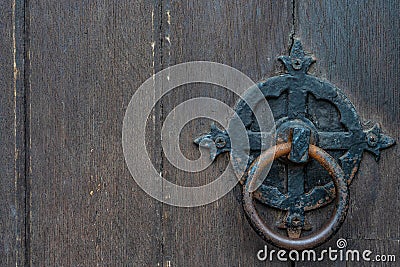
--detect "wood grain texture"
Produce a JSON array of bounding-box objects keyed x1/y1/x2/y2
[
  {"x1": 29, "y1": 1, "x2": 162, "y2": 265},
  {"x1": 10, "y1": 0, "x2": 399, "y2": 266},
  {"x1": 296, "y1": 0, "x2": 400, "y2": 264},
  {"x1": 0, "y1": 0, "x2": 27, "y2": 265},
  {"x1": 160, "y1": 1, "x2": 292, "y2": 266}
]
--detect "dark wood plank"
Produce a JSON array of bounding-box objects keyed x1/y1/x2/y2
[
  {"x1": 160, "y1": 1, "x2": 293, "y2": 266},
  {"x1": 29, "y1": 1, "x2": 163, "y2": 265},
  {"x1": 0, "y1": 0, "x2": 27, "y2": 265},
  {"x1": 296, "y1": 0, "x2": 400, "y2": 265}
]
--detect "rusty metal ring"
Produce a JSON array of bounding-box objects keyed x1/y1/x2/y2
[{"x1": 243, "y1": 142, "x2": 349, "y2": 250}]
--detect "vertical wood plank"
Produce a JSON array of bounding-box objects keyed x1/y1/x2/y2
[
  {"x1": 29, "y1": 1, "x2": 163, "y2": 265},
  {"x1": 160, "y1": 1, "x2": 293, "y2": 266},
  {"x1": 0, "y1": 0, "x2": 27, "y2": 265},
  {"x1": 296, "y1": 0, "x2": 400, "y2": 264}
]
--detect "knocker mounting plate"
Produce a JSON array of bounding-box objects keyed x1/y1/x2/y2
[{"x1": 194, "y1": 39, "x2": 395, "y2": 250}]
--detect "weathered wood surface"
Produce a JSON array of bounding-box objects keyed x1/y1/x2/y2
[
  {"x1": 1, "y1": 0, "x2": 399, "y2": 266},
  {"x1": 28, "y1": 1, "x2": 162, "y2": 265},
  {"x1": 0, "y1": 0, "x2": 27, "y2": 265}
]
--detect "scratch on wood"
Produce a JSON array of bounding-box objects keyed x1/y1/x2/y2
[
  {"x1": 166, "y1": 10, "x2": 171, "y2": 25},
  {"x1": 151, "y1": 8, "x2": 155, "y2": 74},
  {"x1": 12, "y1": 0, "x2": 21, "y2": 265}
]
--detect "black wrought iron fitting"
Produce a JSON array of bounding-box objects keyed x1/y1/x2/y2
[{"x1": 194, "y1": 39, "x2": 395, "y2": 250}]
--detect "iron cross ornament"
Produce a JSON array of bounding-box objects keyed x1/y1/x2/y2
[{"x1": 194, "y1": 39, "x2": 395, "y2": 250}]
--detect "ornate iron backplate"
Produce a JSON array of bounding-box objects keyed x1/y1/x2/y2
[{"x1": 194, "y1": 40, "x2": 395, "y2": 248}]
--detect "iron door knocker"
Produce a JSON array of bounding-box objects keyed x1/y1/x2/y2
[{"x1": 194, "y1": 40, "x2": 395, "y2": 250}]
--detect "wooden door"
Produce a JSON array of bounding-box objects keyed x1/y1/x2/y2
[{"x1": 1, "y1": 0, "x2": 399, "y2": 266}]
